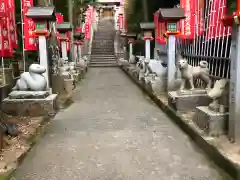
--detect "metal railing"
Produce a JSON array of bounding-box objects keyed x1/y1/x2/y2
[{"x1": 176, "y1": 0, "x2": 231, "y2": 87}]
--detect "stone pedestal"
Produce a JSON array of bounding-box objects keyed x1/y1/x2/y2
[
  {"x1": 193, "y1": 106, "x2": 229, "y2": 136},
  {"x1": 72, "y1": 72, "x2": 81, "y2": 82},
  {"x1": 132, "y1": 68, "x2": 139, "y2": 79},
  {"x1": 2, "y1": 91, "x2": 57, "y2": 117},
  {"x1": 76, "y1": 65, "x2": 86, "y2": 78},
  {"x1": 52, "y1": 75, "x2": 74, "y2": 108},
  {"x1": 0, "y1": 68, "x2": 14, "y2": 85},
  {"x1": 128, "y1": 65, "x2": 137, "y2": 77},
  {"x1": 168, "y1": 90, "x2": 211, "y2": 111}
]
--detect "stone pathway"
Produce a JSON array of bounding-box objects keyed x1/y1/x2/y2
[{"x1": 15, "y1": 68, "x2": 232, "y2": 180}]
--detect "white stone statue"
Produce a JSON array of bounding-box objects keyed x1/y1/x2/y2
[
  {"x1": 118, "y1": 57, "x2": 129, "y2": 66},
  {"x1": 144, "y1": 73, "x2": 156, "y2": 84},
  {"x1": 147, "y1": 59, "x2": 167, "y2": 77},
  {"x1": 68, "y1": 62, "x2": 77, "y2": 73},
  {"x1": 12, "y1": 64, "x2": 47, "y2": 91},
  {"x1": 58, "y1": 59, "x2": 73, "y2": 78},
  {"x1": 78, "y1": 57, "x2": 87, "y2": 69},
  {"x1": 207, "y1": 79, "x2": 229, "y2": 113},
  {"x1": 82, "y1": 56, "x2": 89, "y2": 66},
  {"x1": 138, "y1": 56, "x2": 146, "y2": 80},
  {"x1": 149, "y1": 74, "x2": 166, "y2": 95},
  {"x1": 129, "y1": 55, "x2": 136, "y2": 64},
  {"x1": 177, "y1": 58, "x2": 211, "y2": 90}
]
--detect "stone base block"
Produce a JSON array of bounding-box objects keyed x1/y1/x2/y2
[
  {"x1": 122, "y1": 65, "x2": 130, "y2": 72},
  {"x1": 168, "y1": 91, "x2": 211, "y2": 111},
  {"x1": 8, "y1": 91, "x2": 49, "y2": 99},
  {"x1": 72, "y1": 72, "x2": 81, "y2": 82},
  {"x1": 80, "y1": 69, "x2": 86, "y2": 78},
  {"x1": 52, "y1": 75, "x2": 74, "y2": 108},
  {"x1": 132, "y1": 69, "x2": 139, "y2": 79},
  {"x1": 2, "y1": 94, "x2": 57, "y2": 117},
  {"x1": 193, "y1": 106, "x2": 229, "y2": 136}
]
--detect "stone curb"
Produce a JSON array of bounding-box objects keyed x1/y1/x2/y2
[
  {"x1": 0, "y1": 117, "x2": 52, "y2": 180},
  {"x1": 120, "y1": 66, "x2": 239, "y2": 180}
]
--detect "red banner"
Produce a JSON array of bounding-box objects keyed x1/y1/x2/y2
[
  {"x1": 66, "y1": 31, "x2": 70, "y2": 52},
  {"x1": 207, "y1": 0, "x2": 231, "y2": 39},
  {"x1": 76, "y1": 27, "x2": 82, "y2": 33},
  {"x1": 0, "y1": 0, "x2": 13, "y2": 57},
  {"x1": 154, "y1": 11, "x2": 166, "y2": 44},
  {"x1": 22, "y1": 0, "x2": 37, "y2": 50},
  {"x1": 118, "y1": 14, "x2": 123, "y2": 31},
  {"x1": 180, "y1": 0, "x2": 195, "y2": 39},
  {"x1": 84, "y1": 6, "x2": 93, "y2": 40},
  {"x1": 56, "y1": 13, "x2": 63, "y2": 23},
  {"x1": 8, "y1": 0, "x2": 18, "y2": 48},
  {"x1": 56, "y1": 13, "x2": 63, "y2": 46},
  {"x1": 193, "y1": 0, "x2": 205, "y2": 36},
  {"x1": 154, "y1": 12, "x2": 159, "y2": 38}
]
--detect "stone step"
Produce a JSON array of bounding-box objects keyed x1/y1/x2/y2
[
  {"x1": 91, "y1": 50, "x2": 115, "y2": 52},
  {"x1": 90, "y1": 61, "x2": 117, "y2": 64},
  {"x1": 92, "y1": 41, "x2": 114, "y2": 43},
  {"x1": 92, "y1": 43, "x2": 114, "y2": 45},
  {"x1": 91, "y1": 52, "x2": 115, "y2": 55},
  {"x1": 92, "y1": 46, "x2": 114, "y2": 48},
  {"x1": 89, "y1": 64, "x2": 119, "y2": 67},
  {"x1": 91, "y1": 50, "x2": 114, "y2": 52},
  {"x1": 91, "y1": 60, "x2": 116, "y2": 63},
  {"x1": 91, "y1": 53, "x2": 115, "y2": 55},
  {"x1": 91, "y1": 56, "x2": 116, "y2": 59},
  {"x1": 91, "y1": 58, "x2": 116, "y2": 62},
  {"x1": 91, "y1": 54, "x2": 116, "y2": 59},
  {"x1": 91, "y1": 52, "x2": 115, "y2": 54},
  {"x1": 93, "y1": 39, "x2": 114, "y2": 41},
  {"x1": 94, "y1": 32, "x2": 115, "y2": 34},
  {"x1": 92, "y1": 46, "x2": 114, "y2": 49},
  {"x1": 92, "y1": 43, "x2": 114, "y2": 46},
  {"x1": 93, "y1": 38, "x2": 114, "y2": 40}
]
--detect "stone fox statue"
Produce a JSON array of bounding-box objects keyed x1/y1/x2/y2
[
  {"x1": 12, "y1": 64, "x2": 47, "y2": 91},
  {"x1": 177, "y1": 58, "x2": 211, "y2": 90},
  {"x1": 207, "y1": 79, "x2": 229, "y2": 112}
]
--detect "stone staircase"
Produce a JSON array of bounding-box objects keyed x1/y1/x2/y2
[{"x1": 90, "y1": 19, "x2": 118, "y2": 67}]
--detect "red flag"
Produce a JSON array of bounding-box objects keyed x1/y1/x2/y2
[
  {"x1": 207, "y1": 0, "x2": 231, "y2": 39},
  {"x1": 154, "y1": 11, "x2": 166, "y2": 44},
  {"x1": 207, "y1": 0, "x2": 218, "y2": 39},
  {"x1": 0, "y1": 0, "x2": 13, "y2": 57},
  {"x1": 118, "y1": 14, "x2": 123, "y2": 31},
  {"x1": 180, "y1": 0, "x2": 195, "y2": 39},
  {"x1": 84, "y1": 6, "x2": 93, "y2": 40},
  {"x1": 195, "y1": 0, "x2": 204, "y2": 36},
  {"x1": 66, "y1": 31, "x2": 70, "y2": 52},
  {"x1": 22, "y1": 0, "x2": 37, "y2": 50},
  {"x1": 56, "y1": 13, "x2": 63, "y2": 46},
  {"x1": 76, "y1": 27, "x2": 82, "y2": 33},
  {"x1": 56, "y1": 13, "x2": 63, "y2": 24},
  {"x1": 8, "y1": 0, "x2": 18, "y2": 48}
]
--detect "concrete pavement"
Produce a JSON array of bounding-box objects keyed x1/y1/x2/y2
[{"x1": 15, "y1": 67, "x2": 232, "y2": 180}]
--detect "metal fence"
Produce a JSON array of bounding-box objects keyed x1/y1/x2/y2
[{"x1": 176, "y1": 0, "x2": 231, "y2": 86}]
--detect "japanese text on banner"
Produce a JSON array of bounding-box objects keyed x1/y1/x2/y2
[
  {"x1": 0, "y1": 0, "x2": 13, "y2": 57},
  {"x1": 22, "y1": 0, "x2": 37, "y2": 50},
  {"x1": 180, "y1": 0, "x2": 195, "y2": 39},
  {"x1": 84, "y1": 6, "x2": 93, "y2": 40},
  {"x1": 8, "y1": 0, "x2": 18, "y2": 48}
]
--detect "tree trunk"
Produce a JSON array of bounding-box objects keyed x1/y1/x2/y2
[
  {"x1": 37, "y1": 0, "x2": 46, "y2": 6},
  {"x1": 142, "y1": 0, "x2": 148, "y2": 21}
]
